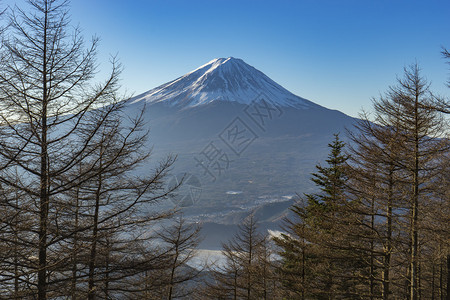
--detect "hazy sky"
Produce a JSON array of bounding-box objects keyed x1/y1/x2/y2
[{"x1": 4, "y1": 0, "x2": 450, "y2": 117}]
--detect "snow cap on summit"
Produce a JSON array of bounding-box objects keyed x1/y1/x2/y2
[{"x1": 132, "y1": 57, "x2": 316, "y2": 109}]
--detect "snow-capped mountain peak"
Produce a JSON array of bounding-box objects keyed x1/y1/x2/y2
[{"x1": 132, "y1": 57, "x2": 317, "y2": 109}]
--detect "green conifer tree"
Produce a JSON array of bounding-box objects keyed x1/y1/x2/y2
[{"x1": 275, "y1": 134, "x2": 358, "y2": 299}]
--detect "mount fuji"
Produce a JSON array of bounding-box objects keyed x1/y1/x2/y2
[
  {"x1": 127, "y1": 57, "x2": 356, "y2": 249},
  {"x1": 132, "y1": 57, "x2": 318, "y2": 109}
]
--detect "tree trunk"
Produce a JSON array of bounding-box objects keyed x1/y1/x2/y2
[
  {"x1": 14, "y1": 192, "x2": 20, "y2": 300},
  {"x1": 446, "y1": 254, "x2": 450, "y2": 300},
  {"x1": 383, "y1": 169, "x2": 394, "y2": 300},
  {"x1": 370, "y1": 195, "x2": 376, "y2": 300},
  {"x1": 234, "y1": 270, "x2": 238, "y2": 300},
  {"x1": 410, "y1": 89, "x2": 420, "y2": 300},
  {"x1": 38, "y1": 3, "x2": 49, "y2": 298},
  {"x1": 71, "y1": 188, "x2": 80, "y2": 300},
  {"x1": 104, "y1": 237, "x2": 110, "y2": 300},
  {"x1": 168, "y1": 240, "x2": 180, "y2": 300},
  {"x1": 302, "y1": 246, "x2": 306, "y2": 300},
  {"x1": 88, "y1": 159, "x2": 103, "y2": 300}
]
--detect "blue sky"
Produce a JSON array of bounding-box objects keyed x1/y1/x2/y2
[{"x1": 4, "y1": 0, "x2": 450, "y2": 117}]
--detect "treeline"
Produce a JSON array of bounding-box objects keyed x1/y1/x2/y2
[{"x1": 273, "y1": 65, "x2": 449, "y2": 299}]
